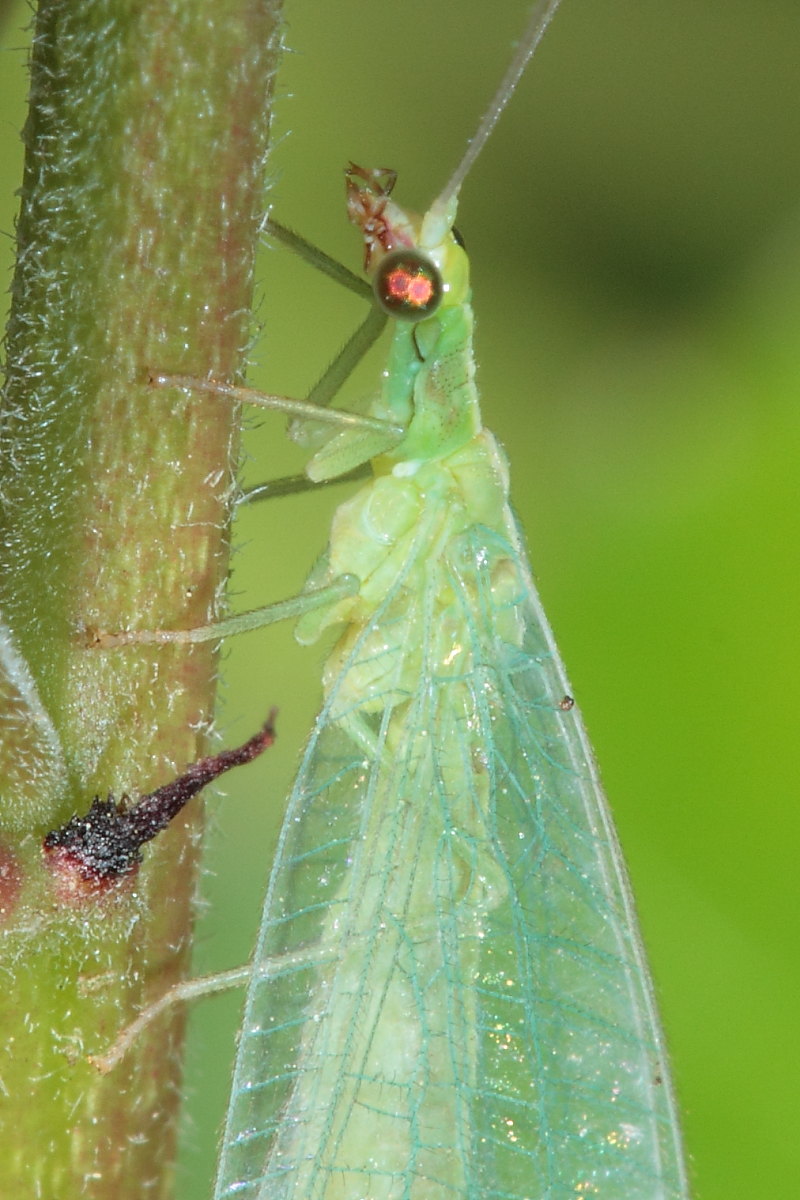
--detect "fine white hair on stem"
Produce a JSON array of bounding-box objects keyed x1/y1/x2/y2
[{"x1": 435, "y1": 0, "x2": 564, "y2": 209}]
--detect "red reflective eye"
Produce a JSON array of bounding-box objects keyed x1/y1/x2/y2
[{"x1": 373, "y1": 250, "x2": 443, "y2": 322}]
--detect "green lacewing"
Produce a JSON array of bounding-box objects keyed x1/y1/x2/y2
[{"x1": 203, "y1": 3, "x2": 689, "y2": 1197}]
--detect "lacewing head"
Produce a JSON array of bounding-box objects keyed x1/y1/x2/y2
[{"x1": 346, "y1": 162, "x2": 469, "y2": 318}]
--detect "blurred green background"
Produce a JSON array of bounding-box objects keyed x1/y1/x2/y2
[{"x1": 2, "y1": 1, "x2": 798, "y2": 1197}]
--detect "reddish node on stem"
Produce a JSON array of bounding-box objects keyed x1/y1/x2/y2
[
  {"x1": 42, "y1": 711, "x2": 277, "y2": 900},
  {"x1": 0, "y1": 843, "x2": 23, "y2": 924}
]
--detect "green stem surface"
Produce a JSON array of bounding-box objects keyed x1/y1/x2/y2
[{"x1": 0, "y1": 1, "x2": 282, "y2": 1195}]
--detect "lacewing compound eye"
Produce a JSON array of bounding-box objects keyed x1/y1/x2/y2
[{"x1": 373, "y1": 249, "x2": 443, "y2": 321}]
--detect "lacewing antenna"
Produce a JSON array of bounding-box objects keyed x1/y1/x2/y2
[{"x1": 435, "y1": 0, "x2": 563, "y2": 211}]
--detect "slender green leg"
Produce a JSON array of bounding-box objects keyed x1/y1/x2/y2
[
  {"x1": 300, "y1": 300, "x2": 388, "y2": 412},
  {"x1": 265, "y1": 218, "x2": 372, "y2": 302},
  {"x1": 239, "y1": 464, "x2": 369, "y2": 506},
  {"x1": 262, "y1": 219, "x2": 389, "y2": 416},
  {"x1": 151, "y1": 373, "x2": 399, "y2": 437},
  {"x1": 87, "y1": 967, "x2": 253, "y2": 1073},
  {"x1": 91, "y1": 575, "x2": 359, "y2": 648},
  {"x1": 89, "y1": 938, "x2": 340, "y2": 1074},
  {"x1": 238, "y1": 219, "x2": 388, "y2": 503}
]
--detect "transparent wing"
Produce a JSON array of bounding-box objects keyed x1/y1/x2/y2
[{"x1": 214, "y1": 513, "x2": 687, "y2": 1200}]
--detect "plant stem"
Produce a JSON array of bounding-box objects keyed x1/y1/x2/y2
[{"x1": 0, "y1": 1, "x2": 283, "y2": 1196}]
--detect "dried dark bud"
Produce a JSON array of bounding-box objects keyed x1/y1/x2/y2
[{"x1": 43, "y1": 711, "x2": 277, "y2": 899}]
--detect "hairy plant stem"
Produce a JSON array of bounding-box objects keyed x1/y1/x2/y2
[{"x1": 0, "y1": 1, "x2": 283, "y2": 1195}]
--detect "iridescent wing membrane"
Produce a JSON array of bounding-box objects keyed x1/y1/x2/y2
[{"x1": 214, "y1": 453, "x2": 683, "y2": 1199}]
